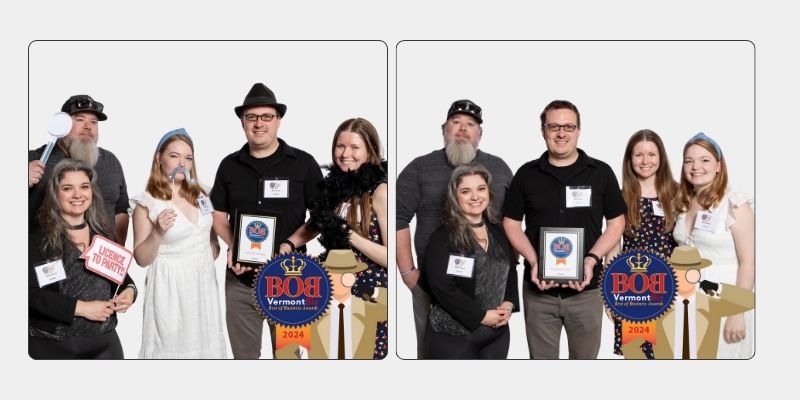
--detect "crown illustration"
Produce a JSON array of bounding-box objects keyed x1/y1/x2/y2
[
  {"x1": 281, "y1": 256, "x2": 306, "y2": 276},
  {"x1": 626, "y1": 252, "x2": 651, "y2": 272}
]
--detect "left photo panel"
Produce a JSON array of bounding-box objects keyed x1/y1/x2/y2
[{"x1": 28, "y1": 40, "x2": 389, "y2": 359}]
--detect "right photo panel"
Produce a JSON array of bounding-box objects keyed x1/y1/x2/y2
[{"x1": 395, "y1": 40, "x2": 755, "y2": 360}]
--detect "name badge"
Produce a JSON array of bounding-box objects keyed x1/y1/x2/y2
[
  {"x1": 446, "y1": 255, "x2": 475, "y2": 278},
  {"x1": 264, "y1": 179, "x2": 289, "y2": 199},
  {"x1": 651, "y1": 200, "x2": 665, "y2": 217},
  {"x1": 197, "y1": 195, "x2": 214, "y2": 215},
  {"x1": 35, "y1": 259, "x2": 67, "y2": 287},
  {"x1": 694, "y1": 210, "x2": 719, "y2": 232},
  {"x1": 566, "y1": 186, "x2": 592, "y2": 208}
]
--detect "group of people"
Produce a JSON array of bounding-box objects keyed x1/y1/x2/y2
[
  {"x1": 398, "y1": 99, "x2": 754, "y2": 359},
  {"x1": 27, "y1": 87, "x2": 753, "y2": 360},
  {"x1": 28, "y1": 84, "x2": 388, "y2": 359}
]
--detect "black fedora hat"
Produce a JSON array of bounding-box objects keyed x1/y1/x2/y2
[
  {"x1": 61, "y1": 94, "x2": 107, "y2": 121},
  {"x1": 234, "y1": 83, "x2": 287, "y2": 118}
]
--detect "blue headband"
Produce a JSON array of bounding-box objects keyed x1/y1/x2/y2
[
  {"x1": 157, "y1": 128, "x2": 191, "y2": 151},
  {"x1": 687, "y1": 132, "x2": 723, "y2": 160}
]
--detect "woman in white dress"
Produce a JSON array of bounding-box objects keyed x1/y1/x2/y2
[
  {"x1": 673, "y1": 132, "x2": 754, "y2": 359},
  {"x1": 131, "y1": 128, "x2": 227, "y2": 358}
]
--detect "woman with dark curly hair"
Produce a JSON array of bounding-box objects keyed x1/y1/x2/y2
[
  {"x1": 423, "y1": 163, "x2": 519, "y2": 359},
  {"x1": 29, "y1": 158, "x2": 137, "y2": 359},
  {"x1": 284, "y1": 117, "x2": 388, "y2": 359}
]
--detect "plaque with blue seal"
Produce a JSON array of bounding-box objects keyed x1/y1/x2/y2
[
  {"x1": 538, "y1": 227, "x2": 584, "y2": 283},
  {"x1": 233, "y1": 208, "x2": 278, "y2": 267}
]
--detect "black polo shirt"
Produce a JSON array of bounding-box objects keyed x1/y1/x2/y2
[
  {"x1": 210, "y1": 139, "x2": 323, "y2": 284},
  {"x1": 503, "y1": 149, "x2": 626, "y2": 297}
]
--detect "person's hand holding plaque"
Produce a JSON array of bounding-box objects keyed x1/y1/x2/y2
[
  {"x1": 227, "y1": 247, "x2": 253, "y2": 275},
  {"x1": 566, "y1": 255, "x2": 595, "y2": 291},
  {"x1": 528, "y1": 257, "x2": 559, "y2": 291}
]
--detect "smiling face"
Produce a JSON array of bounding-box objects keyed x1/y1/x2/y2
[
  {"x1": 683, "y1": 144, "x2": 721, "y2": 191},
  {"x1": 158, "y1": 138, "x2": 194, "y2": 182},
  {"x1": 456, "y1": 173, "x2": 489, "y2": 222},
  {"x1": 334, "y1": 130, "x2": 368, "y2": 172},
  {"x1": 542, "y1": 108, "x2": 580, "y2": 165},
  {"x1": 241, "y1": 105, "x2": 282, "y2": 156},
  {"x1": 58, "y1": 170, "x2": 93, "y2": 222},
  {"x1": 631, "y1": 140, "x2": 661, "y2": 181}
]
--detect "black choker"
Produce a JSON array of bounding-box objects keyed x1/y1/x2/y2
[
  {"x1": 68, "y1": 222, "x2": 87, "y2": 230},
  {"x1": 469, "y1": 221, "x2": 485, "y2": 228}
]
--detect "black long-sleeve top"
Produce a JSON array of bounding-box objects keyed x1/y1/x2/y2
[
  {"x1": 29, "y1": 226, "x2": 135, "y2": 340},
  {"x1": 424, "y1": 222, "x2": 519, "y2": 333}
]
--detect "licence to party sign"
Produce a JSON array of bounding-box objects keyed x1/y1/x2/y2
[{"x1": 80, "y1": 235, "x2": 133, "y2": 285}]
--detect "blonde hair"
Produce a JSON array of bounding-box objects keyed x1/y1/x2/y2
[{"x1": 145, "y1": 134, "x2": 207, "y2": 203}]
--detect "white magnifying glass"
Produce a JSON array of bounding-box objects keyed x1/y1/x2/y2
[{"x1": 39, "y1": 112, "x2": 73, "y2": 163}]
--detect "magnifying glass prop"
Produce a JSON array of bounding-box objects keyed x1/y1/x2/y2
[{"x1": 39, "y1": 112, "x2": 72, "y2": 164}]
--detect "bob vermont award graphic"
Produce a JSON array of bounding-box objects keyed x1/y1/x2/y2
[
  {"x1": 601, "y1": 249, "x2": 677, "y2": 349},
  {"x1": 538, "y1": 227, "x2": 584, "y2": 282},
  {"x1": 233, "y1": 208, "x2": 278, "y2": 267},
  {"x1": 253, "y1": 253, "x2": 332, "y2": 358}
]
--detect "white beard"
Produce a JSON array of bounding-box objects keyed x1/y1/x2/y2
[
  {"x1": 66, "y1": 137, "x2": 99, "y2": 166},
  {"x1": 445, "y1": 139, "x2": 477, "y2": 166}
]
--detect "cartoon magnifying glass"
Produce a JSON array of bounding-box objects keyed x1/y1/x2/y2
[{"x1": 39, "y1": 112, "x2": 72, "y2": 163}]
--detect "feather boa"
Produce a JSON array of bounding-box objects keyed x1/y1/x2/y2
[{"x1": 308, "y1": 161, "x2": 387, "y2": 254}]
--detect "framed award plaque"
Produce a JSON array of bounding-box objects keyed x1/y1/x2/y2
[
  {"x1": 233, "y1": 209, "x2": 279, "y2": 268},
  {"x1": 538, "y1": 227, "x2": 584, "y2": 283}
]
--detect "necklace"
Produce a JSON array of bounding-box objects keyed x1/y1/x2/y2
[
  {"x1": 67, "y1": 221, "x2": 87, "y2": 230},
  {"x1": 469, "y1": 220, "x2": 485, "y2": 228}
]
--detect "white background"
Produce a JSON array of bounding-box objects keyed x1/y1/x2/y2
[
  {"x1": 5, "y1": 0, "x2": 797, "y2": 398},
  {"x1": 28, "y1": 41, "x2": 387, "y2": 359},
  {"x1": 396, "y1": 41, "x2": 754, "y2": 359}
]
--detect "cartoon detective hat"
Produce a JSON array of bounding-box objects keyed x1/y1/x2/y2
[
  {"x1": 234, "y1": 83, "x2": 287, "y2": 118},
  {"x1": 668, "y1": 246, "x2": 712, "y2": 270},
  {"x1": 322, "y1": 249, "x2": 368, "y2": 274}
]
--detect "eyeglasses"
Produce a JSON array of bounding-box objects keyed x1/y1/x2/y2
[
  {"x1": 70, "y1": 98, "x2": 104, "y2": 112},
  {"x1": 243, "y1": 113, "x2": 277, "y2": 122},
  {"x1": 545, "y1": 123, "x2": 578, "y2": 133}
]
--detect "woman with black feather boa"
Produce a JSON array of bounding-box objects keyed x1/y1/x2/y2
[{"x1": 283, "y1": 118, "x2": 388, "y2": 359}]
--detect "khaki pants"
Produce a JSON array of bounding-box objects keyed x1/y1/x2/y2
[
  {"x1": 523, "y1": 286, "x2": 602, "y2": 359},
  {"x1": 225, "y1": 272, "x2": 276, "y2": 359}
]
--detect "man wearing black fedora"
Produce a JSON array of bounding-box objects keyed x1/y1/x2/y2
[
  {"x1": 210, "y1": 83, "x2": 323, "y2": 359},
  {"x1": 28, "y1": 94, "x2": 130, "y2": 245},
  {"x1": 396, "y1": 99, "x2": 513, "y2": 358}
]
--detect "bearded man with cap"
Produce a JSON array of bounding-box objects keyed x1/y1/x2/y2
[
  {"x1": 28, "y1": 94, "x2": 130, "y2": 245},
  {"x1": 621, "y1": 246, "x2": 754, "y2": 359},
  {"x1": 396, "y1": 99, "x2": 513, "y2": 358},
  {"x1": 210, "y1": 83, "x2": 323, "y2": 359}
]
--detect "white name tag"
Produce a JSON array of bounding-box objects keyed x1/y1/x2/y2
[
  {"x1": 651, "y1": 200, "x2": 665, "y2": 217},
  {"x1": 446, "y1": 255, "x2": 475, "y2": 278},
  {"x1": 197, "y1": 195, "x2": 214, "y2": 215},
  {"x1": 694, "y1": 210, "x2": 719, "y2": 232},
  {"x1": 263, "y1": 179, "x2": 289, "y2": 199},
  {"x1": 35, "y1": 259, "x2": 67, "y2": 287},
  {"x1": 566, "y1": 186, "x2": 592, "y2": 208}
]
